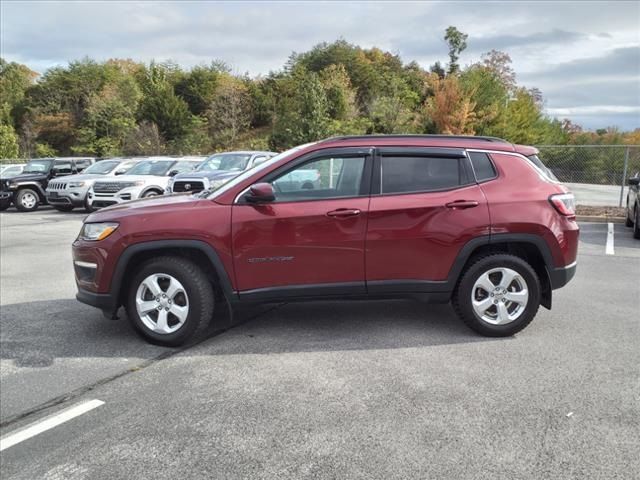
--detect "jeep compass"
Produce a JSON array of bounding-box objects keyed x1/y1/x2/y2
[{"x1": 73, "y1": 135, "x2": 579, "y2": 346}]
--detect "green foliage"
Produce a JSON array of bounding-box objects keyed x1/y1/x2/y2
[
  {"x1": 0, "y1": 124, "x2": 20, "y2": 157},
  {"x1": 444, "y1": 26, "x2": 468, "y2": 75},
  {"x1": 35, "y1": 142, "x2": 57, "y2": 157},
  {"x1": 2, "y1": 30, "x2": 635, "y2": 160}
]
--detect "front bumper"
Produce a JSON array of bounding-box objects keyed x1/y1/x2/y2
[
  {"x1": 0, "y1": 191, "x2": 13, "y2": 201},
  {"x1": 549, "y1": 261, "x2": 577, "y2": 290},
  {"x1": 88, "y1": 187, "x2": 141, "y2": 208},
  {"x1": 76, "y1": 287, "x2": 118, "y2": 311},
  {"x1": 46, "y1": 189, "x2": 88, "y2": 207}
]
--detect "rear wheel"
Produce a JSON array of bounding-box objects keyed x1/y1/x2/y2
[
  {"x1": 626, "y1": 198, "x2": 634, "y2": 227},
  {"x1": 15, "y1": 189, "x2": 40, "y2": 212},
  {"x1": 125, "y1": 256, "x2": 214, "y2": 346},
  {"x1": 452, "y1": 254, "x2": 541, "y2": 337},
  {"x1": 634, "y1": 206, "x2": 640, "y2": 239},
  {"x1": 53, "y1": 205, "x2": 74, "y2": 212}
]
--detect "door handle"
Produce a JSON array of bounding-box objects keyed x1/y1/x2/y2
[
  {"x1": 445, "y1": 200, "x2": 479, "y2": 209},
  {"x1": 327, "y1": 208, "x2": 361, "y2": 218}
]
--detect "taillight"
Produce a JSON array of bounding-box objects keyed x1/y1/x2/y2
[{"x1": 549, "y1": 193, "x2": 576, "y2": 218}]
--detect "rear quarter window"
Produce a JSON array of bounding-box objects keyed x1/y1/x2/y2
[{"x1": 468, "y1": 152, "x2": 497, "y2": 182}]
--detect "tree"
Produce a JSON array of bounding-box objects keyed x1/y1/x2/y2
[
  {"x1": 123, "y1": 121, "x2": 166, "y2": 156},
  {"x1": 444, "y1": 26, "x2": 468, "y2": 75},
  {"x1": 208, "y1": 75, "x2": 252, "y2": 147},
  {"x1": 424, "y1": 75, "x2": 476, "y2": 134},
  {"x1": 0, "y1": 124, "x2": 20, "y2": 158},
  {"x1": 0, "y1": 58, "x2": 37, "y2": 126},
  {"x1": 319, "y1": 64, "x2": 358, "y2": 120},
  {"x1": 481, "y1": 50, "x2": 516, "y2": 91}
]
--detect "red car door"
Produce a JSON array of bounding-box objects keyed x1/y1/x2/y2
[
  {"x1": 365, "y1": 148, "x2": 491, "y2": 292},
  {"x1": 232, "y1": 149, "x2": 373, "y2": 298}
]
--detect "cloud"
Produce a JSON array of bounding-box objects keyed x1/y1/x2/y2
[{"x1": 1, "y1": 0, "x2": 639, "y2": 129}]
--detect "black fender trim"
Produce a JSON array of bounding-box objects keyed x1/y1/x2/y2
[
  {"x1": 14, "y1": 183, "x2": 47, "y2": 201},
  {"x1": 108, "y1": 240, "x2": 236, "y2": 307}
]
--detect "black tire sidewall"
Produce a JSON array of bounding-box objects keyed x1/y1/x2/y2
[
  {"x1": 454, "y1": 255, "x2": 541, "y2": 336},
  {"x1": 53, "y1": 205, "x2": 74, "y2": 212},
  {"x1": 634, "y1": 206, "x2": 640, "y2": 239},
  {"x1": 126, "y1": 257, "x2": 213, "y2": 346},
  {"x1": 0, "y1": 199, "x2": 10, "y2": 211},
  {"x1": 15, "y1": 189, "x2": 40, "y2": 212}
]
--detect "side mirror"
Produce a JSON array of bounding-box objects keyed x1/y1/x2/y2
[
  {"x1": 114, "y1": 169, "x2": 127, "y2": 176},
  {"x1": 245, "y1": 183, "x2": 275, "y2": 203},
  {"x1": 628, "y1": 177, "x2": 640, "y2": 186},
  {"x1": 168, "y1": 170, "x2": 179, "y2": 177}
]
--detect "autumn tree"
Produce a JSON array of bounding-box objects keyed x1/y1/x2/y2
[
  {"x1": 424, "y1": 75, "x2": 476, "y2": 134},
  {"x1": 208, "y1": 75, "x2": 253, "y2": 147}
]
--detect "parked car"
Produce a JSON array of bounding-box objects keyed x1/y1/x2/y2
[
  {"x1": 73, "y1": 135, "x2": 579, "y2": 346},
  {"x1": 625, "y1": 171, "x2": 640, "y2": 239},
  {"x1": 0, "y1": 157, "x2": 95, "y2": 212},
  {"x1": 166, "y1": 151, "x2": 277, "y2": 194},
  {"x1": 46, "y1": 158, "x2": 144, "y2": 212},
  {"x1": 0, "y1": 164, "x2": 25, "y2": 178},
  {"x1": 87, "y1": 157, "x2": 202, "y2": 209}
]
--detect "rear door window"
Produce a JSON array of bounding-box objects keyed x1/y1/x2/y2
[{"x1": 380, "y1": 156, "x2": 464, "y2": 194}]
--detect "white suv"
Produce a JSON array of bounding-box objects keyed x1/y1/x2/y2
[{"x1": 87, "y1": 157, "x2": 203, "y2": 209}]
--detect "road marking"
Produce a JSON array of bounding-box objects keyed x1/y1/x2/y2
[
  {"x1": 606, "y1": 222, "x2": 615, "y2": 255},
  {"x1": 0, "y1": 399, "x2": 104, "y2": 451}
]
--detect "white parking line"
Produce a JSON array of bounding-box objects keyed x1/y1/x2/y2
[
  {"x1": 0, "y1": 399, "x2": 104, "y2": 452},
  {"x1": 606, "y1": 222, "x2": 615, "y2": 255}
]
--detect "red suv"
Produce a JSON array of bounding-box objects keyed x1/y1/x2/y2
[{"x1": 73, "y1": 135, "x2": 579, "y2": 345}]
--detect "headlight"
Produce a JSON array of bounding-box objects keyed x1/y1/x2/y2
[
  {"x1": 68, "y1": 181, "x2": 86, "y2": 188},
  {"x1": 78, "y1": 222, "x2": 119, "y2": 241}
]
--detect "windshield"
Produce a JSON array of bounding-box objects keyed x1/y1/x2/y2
[
  {"x1": 171, "y1": 161, "x2": 199, "y2": 174},
  {"x1": 23, "y1": 159, "x2": 54, "y2": 173},
  {"x1": 207, "y1": 143, "x2": 314, "y2": 199},
  {"x1": 1, "y1": 166, "x2": 22, "y2": 177},
  {"x1": 198, "y1": 154, "x2": 252, "y2": 172},
  {"x1": 83, "y1": 160, "x2": 121, "y2": 175},
  {"x1": 527, "y1": 154, "x2": 559, "y2": 181},
  {"x1": 125, "y1": 160, "x2": 176, "y2": 176}
]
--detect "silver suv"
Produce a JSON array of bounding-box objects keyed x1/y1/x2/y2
[{"x1": 46, "y1": 158, "x2": 142, "y2": 212}]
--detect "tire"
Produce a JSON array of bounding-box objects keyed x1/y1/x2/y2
[
  {"x1": 142, "y1": 190, "x2": 160, "y2": 198},
  {"x1": 452, "y1": 254, "x2": 541, "y2": 337},
  {"x1": 14, "y1": 189, "x2": 40, "y2": 212},
  {"x1": 634, "y1": 206, "x2": 640, "y2": 240},
  {"x1": 84, "y1": 196, "x2": 96, "y2": 213},
  {"x1": 625, "y1": 199, "x2": 634, "y2": 227},
  {"x1": 0, "y1": 199, "x2": 10, "y2": 211},
  {"x1": 125, "y1": 256, "x2": 214, "y2": 346},
  {"x1": 53, "y1": 205, "x2": 74, "y2": 212}
]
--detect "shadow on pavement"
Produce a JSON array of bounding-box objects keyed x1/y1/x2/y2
[{"x1": 0, "y1": 298, "x2": 500, "y2": 367}]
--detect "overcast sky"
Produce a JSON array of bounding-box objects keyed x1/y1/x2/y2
[{"x1": 2, "y1": 0, "x2": 639, "y2": 130}]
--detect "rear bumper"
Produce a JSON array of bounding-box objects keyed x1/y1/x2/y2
[{"x1": 549, "y1": 261, "x2": 577, "y2": 290}]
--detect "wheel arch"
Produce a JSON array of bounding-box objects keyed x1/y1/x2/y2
[
  {"x1": 111, "y1": 240, "x2": 235, "y2": 309},
  {"x1": 15, "y1": 183, "x2": 47, "y2": 201},
  {"x1": 448, "y1": 234, "x2": 555, "y2": 309},
  {"x1": 140, "y1": 186, "x2": 164, "y2": 197}
]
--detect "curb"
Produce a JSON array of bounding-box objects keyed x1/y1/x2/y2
[{"x1": 575, "y1": 215, "x2": 625, "y2": 224}]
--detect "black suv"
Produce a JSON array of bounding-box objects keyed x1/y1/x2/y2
[
  {"x1": 0, "y1": 157, "x2": 94, "y2": 212},
  {"x1": 626, "y1": 171, "x2": 640, "y2": 239}
]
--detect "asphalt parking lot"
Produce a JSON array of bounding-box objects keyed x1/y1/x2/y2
[{"x1": 1, "y1": 208, "x2": 638, "y2": 479}]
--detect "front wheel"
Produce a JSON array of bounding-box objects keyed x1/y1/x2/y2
[
  {"x1": 142, "y1": 190, "x2": 160, "y2": 198},
  {"x1": 125, "y1": 256, "x2": 214, "y2": 346},
  {"x1": 452, "y1": 254, "x2": 541, "y2": 337},
  {"x1": 14, "y1": 189, "x2": 40, "y2": 212}
]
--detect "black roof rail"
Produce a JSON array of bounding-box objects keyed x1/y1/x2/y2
[{"x1": 323, "y1": 134, "x2": 510, "y2": 144}]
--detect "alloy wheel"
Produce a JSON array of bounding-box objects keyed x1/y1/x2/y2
[
  {"x1": 471, "y1": 267, "x2": 529, "y2": 325},
  {"x1": 135, "y1": 273, "x2": 190, "y2": 334}
]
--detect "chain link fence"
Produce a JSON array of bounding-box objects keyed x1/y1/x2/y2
[{"x1": 536, "y1": 145, "x2": 640, "y2": 207}]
